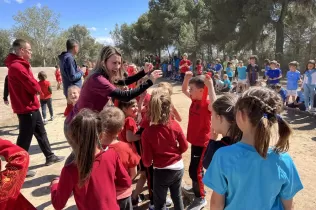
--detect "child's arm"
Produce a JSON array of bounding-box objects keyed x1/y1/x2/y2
[
  {"x1": 141, "y1": 130, "x2": 153, "y2": 167},
  {"x1": 175, "y1": 122, "x2": 188, "y2": 154},
  {"x1": 48, "y1": 84, "x2": 52, "y2": 94},
  {"x1": 210, "y1": 191, "x2": 225, "y2": 210},
  {"x1": 281, "y1": 199, "x2": 294, "y2": 210},
  {"x1": 204, "y1": 74, "x2": 217, "y2": 104},
  {"x1": 126, "y1": 130, "x2": 141, "y2": 142},
  {"x1": 50, "y1": 167, "x2": 75, "y2": 210},
  {"x1": 182, "y1": 71, "x2": 193, "y2": 98},
  {"x1": 0, "y1": 139, "x2": 29, "y2": 203},
  {"x1": 171, "y1": 105, "x2": 182, "y2": 122},
  {"x1": 129, "y1": 166, "x2": 137, "y2": 180}
]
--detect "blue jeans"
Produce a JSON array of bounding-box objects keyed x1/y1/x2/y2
[
  {"x1": 40, "y1": 98, "x2": 53, "y2": 119},
  {"x1": 303, "y1": 84, "x2": 316, "y2": 109}
]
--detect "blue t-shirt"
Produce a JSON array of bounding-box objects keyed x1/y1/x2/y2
[
  {"x1": 286, "y1": 70, "x2": 300, "y2": 90},
  {"x1": 223, "y1": 79, "x2": 231, "y2": 89},
  {"x1": 265, "y1": 65, "x2": 270, "y2": 75},
  {"x1": 175, "y1": 58, "x2": 180, "y2": 68},
  {"x1": 162, "y1": 63, "x2": 168, "y2": 72},
  {"x1": 215, "y1": 63, "x2": 223, "y2": 72},
  {"x1": 237, "y1": 66, "x2": 247, "y2": 80},
  {"x1": 207, "y1": 63, "x2": 211, "y2": 69},
  {"x1": 267, "y1": 68, "x2": 282, "y2": 85},
  {"x1": 279, "y1": 88, "x2": 287, "y2": 102},
  {"x1": 226, "y1": 67, "x2": 234, "y2": 77},
  {"x1": 203, "y1": 142, "x2": 303, "y2": 210},
  {"x1": 297, "y1": 90, "x2": 305, "y2": 103}
]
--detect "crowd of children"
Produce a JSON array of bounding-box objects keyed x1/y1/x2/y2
[{"x1": 2, "y1": 55, "x2": 307, "y2": 210}]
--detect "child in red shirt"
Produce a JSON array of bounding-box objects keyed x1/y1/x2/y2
[
  {"x1": 196, "y1": 59, "x2": 203, "y2": 75},
  {"x1": 181, "y1": 71, "x2": 212, "y2": 209},
  {"x1": 64, "y1": 85, "x2": 80, "y2": 117},
  {"x1": 38, "y1": 71, "x2": 54, "y2": 123},
  {"x1": 55, "y1": 65, "x2": 62, "y2": 90},
  {"x1": 99, "y1": 107, "x2": 140, "y2": 210},
  {"x1": 142, "y1": 89, "x2": 188, "y2": 210},
  {"x1": 117, "y1": 99, "x2": 147, "y2": 206},
  {"x1": 0, "y1": 138, "x2": 36, "y2": 210},
  {"x1": 127, "y1": 64, "x2": 138, "y2": 89},
  {"x1": 50, "y1": 109, "x2": 131, "y2": 210}
]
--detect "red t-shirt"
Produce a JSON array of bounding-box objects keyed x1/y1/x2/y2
[
  {"x1": 55, "y1": 69, "x2": 62, "y2": 82},
  {"x1": 84, "y1": 68, "x2": 89, "y2": 78},
  {"x1": 136, "y1": 93, "x2": 151, "y2": 119},
  {"x1": 38, "y1": 80, "x2": 51, "y2": 100},
  {"x1": 196, "y1": 64, "x2": 203, "y2": 75},
  {"x1": 51, "y1": 149, "x2": 131, "y2": 210},
  {"x1": 141, "y1": 120, "x2": 188, "y2": 168},
  {"x1": 64, "y1": 104, "x2": 74, "y2": 117},
  {"x1": 118, "y1": 117, "x2": 138, "y2": 144},
  {"x1": 180, "y1": 59, "x2": 192, "y2": 73},
  {"x1": 187, "y1": 100, "x2": 211, "y2": 147},
  {"x1": 109, "y1": 141, "x2": 140, "y2": 199}
]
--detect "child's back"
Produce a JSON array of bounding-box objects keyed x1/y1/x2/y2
[
  {"x1": 51, "y1": 149, "x2": 131, "y2": 210},
  {"x1": 204, "y1": 142, "x2": 302, "y2": 210}
]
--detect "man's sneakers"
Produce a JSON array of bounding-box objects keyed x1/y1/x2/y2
[
  {"x1": 43, "y1": 119, "x2": 48, "y2": 125},
  {"x1": 187, "y1": 197, "x2": 207, "y2": 210},
  {"x1": 45, "y1": 155, "x2": 65, "y2": 166},
  {"x1": 50, "y1": 116, "x2": 54, "y2": 121},
  {"x1": 182, "y1": 185, "x2": 195, "y2": 202}
]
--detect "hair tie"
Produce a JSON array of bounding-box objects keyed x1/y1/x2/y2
[
  {"x1": 263, "y1": 113, "x2": 268, "y2": 119},
  {"x1": 226, "y1": 106, "x2": 233, "y2": 112}
]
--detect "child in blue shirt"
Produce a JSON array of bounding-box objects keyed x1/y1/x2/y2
[
  {"x1": 266, "y1": 60, "x2": 282, "y2": 86},
  {"x1": 262, "y1": 59, "x2": 270, "y2": 79},
  {"x1": 286, "y1": 61, "x2": 301, "y2": 103},
  {"x1": 226, "y1": 62, "x2": 234, "y2": 81},
  {"x1": 203, "y1": 87, "x2": 303, "y2": 210},
  {"x1": 287, "y1": 88, "x2": 306, "y2": 111},
  {"x1": 302, "y1": 60, "x2": 316, "y2": 112},
  {"x1": 236, "y1": 60, "x2": 247, "y2": 93},
  {"x1": 215, "y1": 58, "x2": 223, "y2": 78},
  {"x1": 275, "y1": 84, "x2": 287, "y2": 103},
  {"x1": 221, "y1": 74, "x2": 231, "y2": 92}
]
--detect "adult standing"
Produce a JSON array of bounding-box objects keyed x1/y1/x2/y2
[
  {"x1": 5, "y1": 39, "x2": 64, "y2": 177},
  {"x1": 59, "y1": 39, "x2": 83, "y2": 98},
  {"x1": 179, "y1": 53, "x2": 192, "y2": 82},
  {"x1": 64, "y1": 46, "x2": 161, "y2": 165}
]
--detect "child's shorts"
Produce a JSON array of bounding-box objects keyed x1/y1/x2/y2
[{"x1": 287, "y1": 90, "x2": 297, "y2": 96}]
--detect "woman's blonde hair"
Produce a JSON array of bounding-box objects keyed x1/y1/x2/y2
[
  {"x1": 149, "y1": 88, "x2": 171, "y2": 124},
  {"x1": 85, "y1": 46, "x2": 124, "y2": 84}
]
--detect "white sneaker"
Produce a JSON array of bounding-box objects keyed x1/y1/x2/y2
[
  {"x1": 43, "y1": 119, "x2": 48, "y2": 125},
  {"x1": 187, "y1": 197, "x2": 207, "y2": 210},
  {"x1": 166, "y1": 196, "x2": 173, "y2": 207}
]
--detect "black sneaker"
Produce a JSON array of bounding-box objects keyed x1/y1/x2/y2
[
  {"x1": 45, "y1": 155, "x2": 65, "y2": 166},
  {"x1": 26, "y1": 170, "x2": 36, "y2": 178}
]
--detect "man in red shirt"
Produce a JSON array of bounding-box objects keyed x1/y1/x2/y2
[
  {"x1": 179, "y1": 53, "x2": 192, "y2": 83},
  {"x1": 5, "y1": 39, "x2": 64, "y2": 177}
]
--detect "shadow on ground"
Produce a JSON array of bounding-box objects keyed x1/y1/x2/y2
[{"x1": 282, "y1": 110, "x2": 316, "y2": 131}]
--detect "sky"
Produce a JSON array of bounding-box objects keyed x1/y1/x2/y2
[{"x1": 0, "y1": 0, "x2": 149, "y2": 45}]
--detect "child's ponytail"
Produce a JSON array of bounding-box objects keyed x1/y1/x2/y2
[
  {"x1": 149, "y1": 88, "x2": 171, "y2": 124},
  {"x1": 235, "y1": 87, "x2": 290, "y2": 158},
  {"x1": 275, "y1": 116, "x2": 291, "y2": 153},
  {"x1": 68, "y1": 109, "x2": 102, "y2": 187}
]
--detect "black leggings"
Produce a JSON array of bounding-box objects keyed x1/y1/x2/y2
[{"x1": 188, "y1": 145, "x2": 205, "y2": 198}]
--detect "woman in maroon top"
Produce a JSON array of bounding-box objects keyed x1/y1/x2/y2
[{"x1": 64, "y1": 46, "x2": 161, "y2": 165}]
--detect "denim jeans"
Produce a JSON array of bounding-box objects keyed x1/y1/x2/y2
[
  {"x1": 303, "y1": 84, "x2": 316, "y2": 109},
  {"x1": 40, "y1": 98, "x2": 53, "y2": 119},
  {"x1": 153, "y1": 168, "x2": 184, "y2": 210}
]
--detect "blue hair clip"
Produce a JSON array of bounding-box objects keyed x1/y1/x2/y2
[
  {"x1": 263, "y1": 113, "x2": 268, "y2": 119},
  {"x1": 277, "y1": 114, "x2": 282, "y2": 121}
]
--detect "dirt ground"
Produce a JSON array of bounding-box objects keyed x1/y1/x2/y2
[{"x1": 0, "y1": 67, "x2": 316, "y2": 210}]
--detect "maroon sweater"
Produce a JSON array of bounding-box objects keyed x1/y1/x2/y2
[
  {"x1": 141, "y1": 120, "x2": 188, "y2": 168},
  {"x1": 51, "y1": 148, "x2": 131, "y2": 210}
]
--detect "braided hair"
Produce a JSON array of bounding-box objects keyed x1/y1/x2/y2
[{"x1": 235, "y1": 87, "x2": 292, "y2": 158}]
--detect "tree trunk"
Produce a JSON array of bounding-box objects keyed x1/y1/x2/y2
[{"x1": 275, "y1": 0, "x2": 289, "y2": 66}]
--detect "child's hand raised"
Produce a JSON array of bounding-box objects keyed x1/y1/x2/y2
[
  {"x1": 204, "y1": 74, "x2": 213, "y2": 88},
  {"x1": 185, "y1": 71, "x2": 193, "y2": 79},
  {"x1": 144, "y1": 62, "x2": 154, "y2": 73}
]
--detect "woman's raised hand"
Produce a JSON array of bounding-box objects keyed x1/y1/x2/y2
[
  {"x1": 144, "y1": 62, "x2": 154, "y2": 73},
  {"x1": 149, "y1": 70, "x2": 162, "y2": 83}
]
